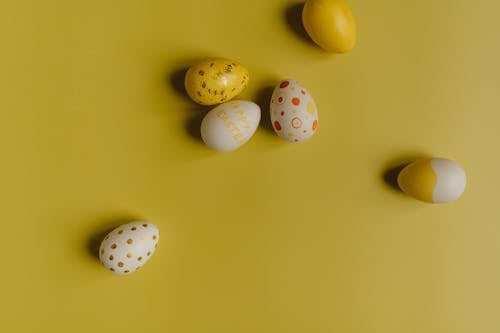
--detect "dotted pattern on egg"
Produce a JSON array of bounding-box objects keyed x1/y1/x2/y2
[
  {"x1": 185, "y1": 59, "x2": 249, "y2": 105},
  {"x1": 99, "y1": 222, "x2": 159, "y2": 275},
  {"x1": 270, "y1": 80, "x2": 319, "y2": 142}
]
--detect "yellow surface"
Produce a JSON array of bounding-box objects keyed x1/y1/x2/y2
[{"x1": 1, "y1": 0, "x2": 499, "y2": 332}]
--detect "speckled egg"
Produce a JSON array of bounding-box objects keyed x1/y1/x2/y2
[
  {"x1": 99, "y1": 221, "x2": 159, "y2": 275},
  {"x1": 270, "y1": 79, "x2": 318, "y2": 142},
  {"x1": 201, "y1": 100, "x2": 261, "y2": 152},
  {"x1": 184, "y1": 58, "x2": 249, "y2": 106},
  {"x1": 397, "y1": 158, "x2": 467, "y2": 203}
]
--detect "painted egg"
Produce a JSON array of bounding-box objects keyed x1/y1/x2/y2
[
  {"x1": 99, "y1": 221, "x2": 159, "y2": 275},
  {"x1": 201, "y1": 100, "x2": 261, "y2": 152},
  {"x1": 397, "y1": 158, "x2": 467, "y2": 203},
  {"x1": 270, "y1": 79, "x2": 318, "y2": 142},
  {"x1": 184, "y1": 58, "x2": 249, "y2": 106},
  {"x1": 302, "y1": 0, "x2": 357, "y2": 53}
]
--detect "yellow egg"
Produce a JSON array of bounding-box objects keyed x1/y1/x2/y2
[
  {"x1": 302, "y1": 0, "x2": 357, "y2": 53},
  {"x1": 397, "y1": 158, "x2": 467, "y2": 203},
  {"x1": 184, "y1": 58, "x2": 249, "y2": 106}
]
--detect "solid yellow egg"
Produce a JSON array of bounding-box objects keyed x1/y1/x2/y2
[
  {"x1": 184, "y1": 58, "x2": 249, "y2": 106},
  {"x1": 302, "y1": 0, "x2": 357, "y2": 53}
]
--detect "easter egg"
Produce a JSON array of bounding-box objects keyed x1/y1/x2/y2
[
  {"x1": 397, "y1": 158, "x2": 467, "y2": 203},
  {"x1": 302, "y1": 0, "x2": 357, "y2": 53},
  {"x1": 99, "y1": 221, "x2": 159, "y2": 275},
  {"x1": 184, "y1": 58, "x2": 249, "y2": 105},
  {"x1": 270, "y1": 79, "x2": 318, "y2": 142},
  {"x1": 200, "y1": 100, "x2": 261, "y2": 152}
]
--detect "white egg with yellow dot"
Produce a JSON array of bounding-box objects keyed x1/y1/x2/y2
[
  {"x1": 99, "y1": 222, "x2": 159, "y2": 275},
  {"x1": 397, "y1": 158, "x2": 467, "y2": 203}
]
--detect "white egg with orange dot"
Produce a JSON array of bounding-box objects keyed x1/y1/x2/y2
[
  {"x1": 99, "y1": 222, "x2": 159, "y2": 275},
  {"x1": 270, "y1": 79, "x2": 318, "y2": 142}
]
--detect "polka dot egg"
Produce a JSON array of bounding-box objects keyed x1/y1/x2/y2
[
  {"x1": 270, "y1": 79, "x2": 318, "y2": 142},
  {"x1": 99, "y1": 222, "x2": 159, "y2": 275}
]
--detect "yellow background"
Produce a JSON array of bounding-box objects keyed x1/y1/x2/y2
[{"x1": 1, "y1": 0, "x2": 499, "y2": 332}]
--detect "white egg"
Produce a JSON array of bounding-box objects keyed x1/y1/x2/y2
[
  {"x1": 99, "y1": 221, "x2": 159, "y2": 275},
  {"x1": 270, "y1": 79, "x2": 318, "y2": 142},
  {"x1": 200, "y1": 100, "x2": 261, "y2": 152}
]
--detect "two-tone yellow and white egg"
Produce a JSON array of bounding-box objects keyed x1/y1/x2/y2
[{"x1": 397, "y1": 158, "x2": 467, "y2": 203}]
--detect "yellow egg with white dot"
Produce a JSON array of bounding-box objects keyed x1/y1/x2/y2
[
  {"x1": 397, "y1": 158, "x2": 467, "y2": 203},
  {"x1": 99, "y1": 221, "x2": 159, "y2": 275}
]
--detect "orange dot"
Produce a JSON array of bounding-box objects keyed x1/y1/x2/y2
[
  {"x1": 280, "y1": 81, "x2": 289, "y2": 88},
  {"x1": 312, "y1": 120, "x2": 318, "y2": 131},
  {"x1": 274, "y1": 121, "x2": 282, "y2": 131},
  {"x1": 292, "y1": 98, "x2": 300, "y2": 106}
]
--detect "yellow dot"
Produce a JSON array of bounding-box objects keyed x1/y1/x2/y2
[
  {"x1": 127, "y1": 239, "x2": 133, "y2": 244},
  {"x1": 137, "y1": 257, "x2": 142, "y2": 261},
  {"x1": 142, "y1": 224, "x2": 148, "y2": 227},
  {"x1": 109, "y1": 255, "x2": 114, "y2": 260},
  {"x1": 147, "y1": 251, "x2": 151, "y2": 256},
  {"x1": 118, "y1": 262, "x2": 124, "y2": 268},
  {"x1": 126, "y1": 253, "x2": 132, "y2": 258},
  {"x1": 110, "y1": 244, "x2": 117, "y2": 249},
  {"x1": 307, "y1": 102, "x2": 315, "y2": 115},
  {"x1": 152, "y1": 235, "x2": 157, "y2": 240},
  {"x1": 100, "y1": 249, "x2": 104, "y2": 255},
  {"x1": 117, "y1": 230, "x2": 123, "y2": 234},
  {"x1": 140, "y1": 238, "x2": 145, "y2": 243},
  {"x1": 124, "y1": 270, "x2": 129, "y2": 274},
  {"x1": 110, "y1": 268, "x2": 115, "y2": 272},
  {"x1": 131, "y1": 227, "x2": 137, "y2": 231}
]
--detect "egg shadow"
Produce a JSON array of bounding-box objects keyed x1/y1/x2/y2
[
  {"x1": 166, "y1": 65, "x2": 212, "y2": 144},
  {"x1": 383, "y1": 164, "x2": 407, "y2": 192},
  {"x1": 253, "y1": 85, "x2": 276, "y2": 134},
  {"x1": 167, "y1": 67, "x2": 189, "y2": 101},
  {"x1": 381, "y1": 154, "x2": 430, "y2": 192},
  {"x1": 284, "y1": 3, "x2": 316, "y2": 47},
  {"x1": 185, "y1": 109, "x2": 209, "y2": 143},
  {"x1": 86, "y1": 216, "x2": 142, "y2": 260}
]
